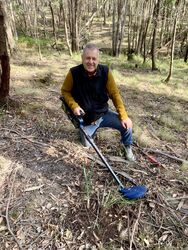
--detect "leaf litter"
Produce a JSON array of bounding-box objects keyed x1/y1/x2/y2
[{"x1": 0, "y1": 49, "x2": 187, "y2": 249}]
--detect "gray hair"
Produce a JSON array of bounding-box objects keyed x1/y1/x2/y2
[{"x1": 82, "y1": 43, "x2": 99, "y2": 54}]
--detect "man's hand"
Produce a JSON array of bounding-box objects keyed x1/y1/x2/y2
[
  {"x1": 121, "y1": 117, "x2": 133, "y2": 129},
  {"x1": 73, "y1": 107, "x2": 85, "y2": 116}
]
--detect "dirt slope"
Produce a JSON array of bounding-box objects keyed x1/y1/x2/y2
[{"x1": 0, "y1": 45, "x2": 188, "y2": 250}]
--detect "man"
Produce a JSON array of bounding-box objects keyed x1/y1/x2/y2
[{"x1": 61, "y1": 43, "x2": 135, "y2": 161}]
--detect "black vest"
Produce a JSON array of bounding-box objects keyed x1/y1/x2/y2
[{"x1": 71, "y1": 64, "x2": 109, "y2": 124}]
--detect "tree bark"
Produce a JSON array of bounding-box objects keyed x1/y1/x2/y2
[
  {"x1": 165, "y1": 0, "x2": 181, "y2": 82},
  {"x1": 34, "y1": 0, "x2": 42, "y2": 59},
  {"x1": 61, "y1": 1, "x2": 72, "y2": 56},
  {"x1": 112, "y1": 0, "x2": 127, "y2": 56},
  {"x1": 49, "y1": 0, "x2": 58, "y2": 48},
  {"x1": 143, "y1": 16, "x2": 151, "y2": 63},
  {"x1": 184, "y1": 44, "x2": 188, "y2": 62},
  {"x1": 151, "y1": 0, "x2": 161, "y2": 70},
  {"x1": 159, "y1": 6, "x2": 167, "y2": 48},
  {"x1": 0, "y1": 1, "x2": 11, "y2": 103},
  {"x1": 0, "y1": 55, "x2": 10, "y2": 102}
]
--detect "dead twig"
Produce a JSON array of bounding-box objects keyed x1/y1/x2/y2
[
  {"x1": 165, "y1": 144, "x2": 182, "y2": 158},
  {"x1": 129, "y1": 202, "x2": 142, "y2": 250},
  {"x1": 166, "y1": 196, "x2": 188, "y2": 201},
  {"x1": 5, "y1": 168, "x2": 23, "y2": 250},
  {"x1": 147, "y1": 123, "x2": 161, "y2": 141},
  {"x1": 158, "y1": 193, "x2": 186, "y2": 229},
  {"x1": 1, "y1": 128, "x2": 49, "y2": 147}
]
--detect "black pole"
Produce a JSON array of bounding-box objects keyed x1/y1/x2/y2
[{"x1": 80, "y1": 125, "x2": 136, "y2": 187}]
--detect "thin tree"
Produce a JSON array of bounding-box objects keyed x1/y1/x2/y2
[
  {"x1": 49, "y1": 0, "x2": 58, "y2": 48},
  {"x1": 112, "y1": 0, "x2": 127, "y2": 56},
  {"x1": 184, "y1": 44, "x2": 188, "y2": 62},
  {"x1": 34, "y1": 0, "x2": 42, "y2": 59},
  {"x1": 165, "y1": 0, "x2": 181, "y2": 82},
  {"x1": 151, "y1": 0, "x2": 161, "y2": 70},
  {"x1": 61, "y1": 0, "x2": 72, "y2": 56}
]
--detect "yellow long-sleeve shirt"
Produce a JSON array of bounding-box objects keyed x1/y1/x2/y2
[{"x1": 61, "y1": 68, "x2": 128, "y2": 121}]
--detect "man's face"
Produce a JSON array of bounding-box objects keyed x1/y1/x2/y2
[{"x1": 82, "y1": 48, "x2": 99, "y2": 74}]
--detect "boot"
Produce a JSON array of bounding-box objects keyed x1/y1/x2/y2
[{"x1": 123, "y1": 145, "x2": 136, "y2": 162}]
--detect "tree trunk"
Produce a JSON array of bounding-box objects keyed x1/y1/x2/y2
[
  {"x1": 143, "y1": 16, "x2": 151, "y2": 63},
  {"x1": 127, "y1": 2, "x2": 131, "y2": 55},
  {"x1": 117, "y1": 0, "x2": 127, "y2": 55},
  {"x1": 136, "y1": 0, "x2": 146, "y2": 55},
  {"x1": 5, "y1": 0, "x2": 18, "y2": 41},
  {"x1": 112, "y1": 0, "x2": 116, "y2": 56},
  {"x1": 0, "y1": 1, "x2": 11, "y2": 104},
  {"x1": 49, "y1": 0, "x2": 58, "y2": 48},
  {"x1": 34, "y1": 0, "x2": 42, "y2": 59},
  {"x1": 143, "y1": 0, "x2": 153, "y2": 63},
  {"x1": 69, "y1": 0, "x2": 79, "y2": 52},
  {"x1": 103, "y1": 0, "x2": 107, "y2": 25},
  {"x1": 61, "y1": 1, "x2": 72, "y2": 56},
  {"x1": 165, "y1": 0, "x2": 181, "y2": 82},
  {"x1": 159, "y1": 6, "x2": 167, "y2": 48},
  {"x1": 112, "y1": 0, "x2": 127, "y2": 56},
  {"x1": 180, "y1": 30, "x2": 187, "y2": 57},
  {"x1": 151, "y1": 0, "x2": 161, "y2": 71},
  {"x1": 184, "y1": 44, "x2": 188, "y2": 62},
  {"x1": 0, "y1": 55, "x2": 10, "y2": 103}
]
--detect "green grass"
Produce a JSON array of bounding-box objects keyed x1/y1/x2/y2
[
  {"x1": 83, "y1": 166, "x2": 94, "y2": 208},
  {"x1": 155, "y1": 127, "x2": 177, "y2": 142},
  {"x1": 18, "y1": 35, "x2": 51, "y2": 47},
  {"x1": 134, "y1": 125, "x2": 154, "y2": 147},
  {"x1": 71, "y1": 52, "x2": 82, "y2": 61},
  {"x1": 14, "y1": 86, "x2": 46, "y2": 97},
  {"x1": 180, "y1": 160, "x2": 188, "y2": 172},
  {"x1": 101, "y1": 189, "x2": 136, "y2": 208}
]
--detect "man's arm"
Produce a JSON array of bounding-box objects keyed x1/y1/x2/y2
[
  {"x1": 106, "y1": 70, "x2": 132, "y2": 129},
  {"x1": 61, "y1": 71, "x2": 84, "y2": 115}
]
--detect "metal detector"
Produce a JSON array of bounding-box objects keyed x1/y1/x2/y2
[{"x1": 60, "y1": 96, "x2": 147, "y2": 200}]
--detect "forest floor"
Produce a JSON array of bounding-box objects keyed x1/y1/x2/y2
[{"x1": 0, "y1": 41, "x2": 188, "y2": 250}]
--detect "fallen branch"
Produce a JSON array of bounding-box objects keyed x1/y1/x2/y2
[
  {"x1": 165, "y1": 144, "x2": 182, "y2": 158},
  {"x1": 87, "y1": 154, "x2": 148, "y2": 182},
  {"x1": 24, "y1": 184, "x2": 44, "y2": 192},
  {"x1": 144, "y1": 148, "x2": 187, "y2": 163},
  {"x1": 1, "y1": 127, "x2": 50, "y2": 147},
  {"x1": 147, "y1": 124, "x2": 183, "y2": 159}
]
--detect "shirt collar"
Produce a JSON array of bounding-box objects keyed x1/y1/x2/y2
[{"x1": 81, "y1": 64, "x2": 102, "y2": 78}]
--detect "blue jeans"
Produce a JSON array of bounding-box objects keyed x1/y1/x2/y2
[{"x1": 80, "y1": 110, "x2": 133, "y2": 147}]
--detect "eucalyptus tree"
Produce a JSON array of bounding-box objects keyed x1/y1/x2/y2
[
  {"x1": 151, "y1": 0, "x2": 161, "y2": 70},
  {"x1": 0, "y1": 1, "x2": 15, "y2": 104},
  {"x1": 3, "y1": 0, "x2": 188, "y2": 63},
  {"x1": 112, "y1": 0, "x2": 127, "y2": 56},
  {"x1": 165, "y1": 0, "x2": 182, "y2": 82},
  {"x1": 127, "y1": 0, "x2": 154, "y2": 61}
]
